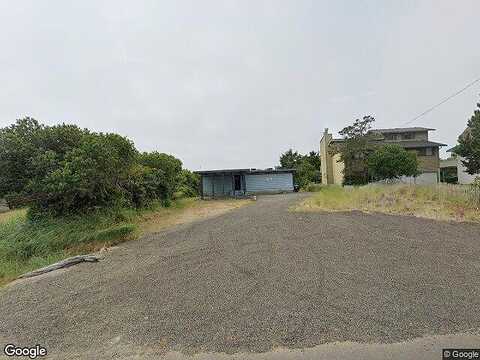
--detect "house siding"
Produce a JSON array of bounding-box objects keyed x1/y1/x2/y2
[
  {"x1": 320, "y1": 131, "x2": 334, "y2": 185},
  {"x1": 202, "y1": 175, "x2": 233, "y2": 196},
  {"x1": 332, "y1": 153, "x2": 344, "y2": 185},
  {"x1": 245, "y1": 173, "x2": 293, "y2": 193},
  {"x1": 457, "y1": 156, "x2": 479, "y2": 184},
  {"x1": 417, "y1": 154, "x2": 440, "y2": 172},
  {"x1": 406, "y1": 149, "x2": 440, "y2": 172}
]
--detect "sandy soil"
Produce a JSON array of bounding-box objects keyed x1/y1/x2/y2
[{"x1": 139, "y1": 198, "x2": 252, "y2": 235}]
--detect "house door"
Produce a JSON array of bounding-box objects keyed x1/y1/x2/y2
[{"x1": 234, "y1": 175, "x2": 242, "y2": 191}]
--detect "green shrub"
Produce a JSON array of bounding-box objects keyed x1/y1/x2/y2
[
  {"x1": 0, "y1": 118, "x2": 88, "y2": 203},
  {"x1": 368, "y1": 144, "x2": 418, "y2": 181},
  {"x1": 303, "y1": 183, "x2": 323, "y2": 192},
  {"x1": 279, "y1": 149, "x2": 322, "y2": 187},
  {"x1": 0, "y1": 118, "x2": 189, "y2": 216},
  {"x1": 26, "y1": 132, "x2": 138, "y2": 216},
  {"x1": 176, "y1": 169, "x2": 200, "y2": 197},
  {"x1": 138, "y1": 152, "x2": 183, "y2": 201},
  {"x1": 122, "y1": 164, "x2": 170, "y2": 208},
  {"x1": 343, "y1": 172, "x2": 369, "y2": 186}
]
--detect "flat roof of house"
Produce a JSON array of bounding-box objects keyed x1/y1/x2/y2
[
  {"x1": 370, "y1": 127, "x2": 435, "y2": 134},
  {"x1": 195, "y1": 168, "x2": 295, "y2": 175}
]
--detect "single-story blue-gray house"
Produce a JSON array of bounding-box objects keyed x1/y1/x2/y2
[{"x1": 195, "y1": 168, "x2": 295, "y2": 198}]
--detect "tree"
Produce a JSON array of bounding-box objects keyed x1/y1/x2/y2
[
  {"x1": 456, "y1": 100, "x2": 480, "y2": 175},
  {"x1": 138, "y1": 152, "x2": 183, "y2": 201},
  {"x1": 0, "y1": 117, "x2": 44, "y2": 197},
  {"x1": 0, "y1": 118, "x2": 88, "y2": 203},
  {"x1": 279, "y1": 149, "x2": 321, "y2": 187},
  {"x1": 296, "y1": 161, "x2": 317, "y2": 188},
  {"x1": 303, "y1": 151, "x2": 321, "y2": 183},
  {"x1": 368, "y1": 144, "x2": 418, "y2": 181},
  {"x1": 304, "y1": 151, "x2": 321, "y2": 170},
  {"x1": 279, "y1": 149, "x2": 304, "y2": 169},
  {"x1": 27, "y1": 132, "x2": 138, "y2": 215},
  {"x1": 177, "y1": 169, "x2": 200, "y2": 197},
  {"x1": 0, "y1": 117, "x2": 202, "y2": 214},
  {"x1": 335, "y1": 115, "x2": 378, "y2": 185}
]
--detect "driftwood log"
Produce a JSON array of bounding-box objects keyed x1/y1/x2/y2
[{"x1": 18, "y1": 255, "x2": 100, "y2": 279}]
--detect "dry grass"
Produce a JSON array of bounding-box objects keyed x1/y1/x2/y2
[
  {"x1": 293, "y1": 184, "x2": 480, "y2": 222},
  {"x1": 138, "y1": 198, "x2": 252, "y2": 235},
  {"x1": 0, "y1": 208, "x2": 27, "y2": 224}
]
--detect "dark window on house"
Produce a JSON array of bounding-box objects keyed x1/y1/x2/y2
[
  {"x1": 416, "y1": 148, "x2": 426, "y2": 156},
  {"x1": 234, "y1": 175, "x2": 241, "y2": 191},
  {"x1": 403, "y1": 133, "x2": 414, "y2": 140}
]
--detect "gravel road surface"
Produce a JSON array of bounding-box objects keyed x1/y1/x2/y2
[{"x1": 1, "y1": 193, "x2": 479, "y2": 359}]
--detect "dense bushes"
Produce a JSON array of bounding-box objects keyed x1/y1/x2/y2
[
  {"x1": 279, "y1": 149, "x2": 321, "y2": 188},
  {"x1": 177, "y1": 169, "x2": 200, "y2": 197},
  {"x1": 0, "y1": 118, "x2": 199, "y2": 216}
]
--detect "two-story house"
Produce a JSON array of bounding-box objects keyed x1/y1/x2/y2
[{"x1": 320, "y1": 127, "x2": 447, "y2": 185}]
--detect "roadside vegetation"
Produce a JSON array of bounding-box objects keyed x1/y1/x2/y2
[
  {"x1": 278, "y1": 149, "x2": 321, "y2": 188},
  {"x1": 294, "y1": 182, "x2": 480, "y2": 222},
  {"x1": 0, "y1": 117, "x2": 209, "y2": 284},
  {"x1": 0, "y1": 197, "x2": 250, "y2": 285},
  {"x1": 302, "y1": 183, "x2": 323, "y2": 192}
]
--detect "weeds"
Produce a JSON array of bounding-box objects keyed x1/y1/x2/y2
[
  {"x1": 294, "y1": 184, "x2": 480, "y2": 222},
  {"x1": 0, "y1": 207, "x2": 141, "y2": 284},
  {"x1": 303, "y1": 183, "x2": 323, "y2": 192}
]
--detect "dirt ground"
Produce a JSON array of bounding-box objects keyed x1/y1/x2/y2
[{"x1": 139, "y1": 198, "x2": 252, "y2": 235}]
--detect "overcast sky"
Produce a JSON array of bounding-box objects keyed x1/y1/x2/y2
[{"x1": 0, "y1": 0, "x2": 479, "y2": 170}]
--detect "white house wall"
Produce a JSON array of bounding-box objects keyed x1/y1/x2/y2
[
  {"x1": 376, "y1": 172, "x2": 438, "y2": 185},
  {"x1": 457, "y1": 157, "x2": 479, "y2": 184}
]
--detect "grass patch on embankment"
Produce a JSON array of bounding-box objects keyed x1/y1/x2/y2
[
  {"x1": 293, "y1": 184, "x2": 480, "y2": 223},
  {"x1": 0, "y1": 198, "x2": 250, "y2": 285},
  {"x1": 0, "y1": 207, "x2": 139, "y2": 285}
]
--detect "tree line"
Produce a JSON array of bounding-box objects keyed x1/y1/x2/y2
[{"x1": 0, "y1": 118, "x2": 199, "y2": 217}]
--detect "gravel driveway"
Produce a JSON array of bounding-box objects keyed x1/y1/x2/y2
[{"x1": 1, "y1": 193, "x2": 479, "y2": 359}]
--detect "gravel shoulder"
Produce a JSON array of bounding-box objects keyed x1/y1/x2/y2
[{"x1": 1, "y1": 193, "x2": 479, "y2": 359}]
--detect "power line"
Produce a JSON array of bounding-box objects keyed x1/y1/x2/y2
[{"x1": 402, "y1": 76, "x2": 480, "y2": 126}]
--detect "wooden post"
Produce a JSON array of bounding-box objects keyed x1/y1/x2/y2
[
  {"x1": 222, "y1": 172, "x2": 225, "y2": 197},
  {"x1": 200, "y1": 175, "x2": 204, "y2": 200}
]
